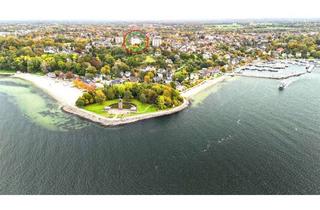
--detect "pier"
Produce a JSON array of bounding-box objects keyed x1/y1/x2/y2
[
  {"x1": 234, "y1": 59, "x2": 318, "y2": 80},
  {"x1": 234, "y1": 71, "x2": 307, "y2": 80}
]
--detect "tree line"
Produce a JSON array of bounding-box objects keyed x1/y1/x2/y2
[{"x1": 76, "y1": 82, "x2": 184, "y2": 110}]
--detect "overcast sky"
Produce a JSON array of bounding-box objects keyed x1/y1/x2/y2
[{"x1": 0, "y1": 0, "x2": 319, "y2": 21}]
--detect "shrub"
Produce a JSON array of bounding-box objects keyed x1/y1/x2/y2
[{"x1": 76, "y1": 98, "x2": 85, "y2": 107}]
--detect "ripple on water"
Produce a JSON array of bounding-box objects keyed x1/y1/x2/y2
[
  {"x1": 0, "y1": 77, "x2": 88, "y2": 131},
  {"x1": 190, "y1": 77, "x2": 238, "y2": 107}
]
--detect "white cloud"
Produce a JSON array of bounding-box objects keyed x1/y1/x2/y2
[{"x1": 0, "y1": 0, "x2": 319, "y2": 21}]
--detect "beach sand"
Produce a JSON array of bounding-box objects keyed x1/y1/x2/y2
[
  {"x1": 181, "y1": 75, "x2": 231, "y2": 98},
  {"x1": 13, "y1": 73, "x2": 83, "y2": 106}
]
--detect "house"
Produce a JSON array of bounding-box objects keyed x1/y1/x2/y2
[
  {"x1": 208, "y1": 68, "x2": 221, "y2": 76},
  {"x1": 44, "y1": 46, "x2": 58, "y2": 54},
  {"x1": 124, "y1": 71, "x2": 131, "y2": 78},
  {"x1": 129, "y1": 76, "x2": 140, "y2": 82},
  {"x1": 202, "y1": 52, "x2": 212, "y2": 59},
  {"x1": 157, "y1": 68, "x2": 167, "y2": 74},
  {"x1": 190, "y1": 73, "x2": 199, "y2": 80},
  {"x1": 154, "y1": 51, "x2": 161, "y2": 57},
  {"x1": 110, "y1": 79, "x2": 124, "y2": 85},
  {"x1": 282, "y1": 53, "x2": 288, "y2": 59},
  {"x1": 152, "y1": 36, "x2": 162, "y2": 47},
  {"x1": 153, "y1": 76, "x2": 162, "y2": 83},
  {"x1": 130, "y1": 36, "x2": 142, "y2": 45},
  {"x1": 47, "y1": 72, "x2": 56, "y2": 78},
  {"x1": 165, "y1": 78, "x2": 173, "y2": 84},
  {"x1": 176, "y1": 85, "x2": 186, "y2": 92},
  {"x1": 95, "y1": 83, "x2": 104, "y2": 88},
  {"x1": 115, "y1": 36, "x2": 123, "y2": 44},
  {"x1": 141, "y1": 66, "x2": 156, "y2": 73},
  {"x1": 198, "y1": 68, "x2": 210, "y2": 77},
  {"x1": 276, "y1": 48, "x2": 285, "y2": 54},
  {"x1": 224, "y1": 54, "x2": 231, "y2": 60},
  {"x1": 296, "y1": 52, "x2": 302, "y2": 58},
  {"x1": 165, "y1": 59, "x2": 173, "y2": 64}
]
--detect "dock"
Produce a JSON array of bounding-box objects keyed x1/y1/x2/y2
[{"x1": 234, "y1": 72, "x2": 306, "y2": 80}]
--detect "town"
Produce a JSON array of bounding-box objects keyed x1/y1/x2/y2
[{"x1": 1, "y1": 21, "x2": 320, "y2": 122}]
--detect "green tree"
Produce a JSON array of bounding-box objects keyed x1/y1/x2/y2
[
  {"x1": 123, "y1": 90, "x2": 133, "y2": 101},
  {"x1": 94, "y1": 89, "x2": 106, "y2": 104},
  {"x1": 156, "y1": 96, "x2": 166, "y2": 110},
  {"x1": 101, "y1": 64, "x2": 111, "y2": 75}
]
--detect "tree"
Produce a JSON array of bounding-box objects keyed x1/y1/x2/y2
[
  {"x1": 104, "y1": 54, "x2": 115, "y2": 66},
  {"x1": 76, "y1": 98, "x2": 85, "y2": 107},
  {"x1": 123, "y1": 90, "x2": 133, "y2": 101},
  {"x1": 139, "y1": 93, "x2": 147, "y2": 103},
  {"x1": 27, "y1": 57, "x2": 42, "y2": 73},
  {"x1": 101, "y1": 64, "x2": 111, "y2": 75},
  {"x1": 174, "y1": 71, "x2": 187, "y2": 83},
  {"x1": 156, "y1": 96, "x2": 166, "y2": 110},
  {"x1": 144, "y1": 75, "x2": 151, "y2": 83},
  {"x1": 111, "y1": 60, "x2": 129, "y2": 77},
  {"x1": 94, "y1": 89, "x2": 106, "y2": 104},
  {"x1": 86, "y1": 65, "x2": 97, "y2": 75},
  {"x1": 105, "y1": 87, "x2": 116, "y2": 100}
]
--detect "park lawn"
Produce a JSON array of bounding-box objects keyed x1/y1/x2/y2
[{"x1": 83, "y1": 99, "x2": 159, "y2": 118}]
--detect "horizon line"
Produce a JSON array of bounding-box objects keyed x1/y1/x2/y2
[{"x1": 1, "y1": 17, "x2": 320, "y2": 23}]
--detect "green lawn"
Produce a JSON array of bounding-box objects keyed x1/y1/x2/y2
[{"x1": 83, "y1": 99, "x2": 159, "y2": 118}]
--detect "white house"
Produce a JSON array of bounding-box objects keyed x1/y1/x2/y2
[
  {"x1": 115, "y1": 36, "x2": 123, "y2": 44},
  {"x1": 296, "y1": 52, "x2": 302, "y2": 58},
  {"x1": 152, "y1": 36, "x2": 162, "y2": 47},
  {"x1": 130, "y1": 36, "x2": 142, "y2": 45},
  {"x1": 190, "y1": 73, "x2": 199, "y2": 80}
]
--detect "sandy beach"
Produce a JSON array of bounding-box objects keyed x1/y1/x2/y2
[
  {"x1": 181, "y1": 75, "x2": 231, "y2": 98},
  {"x1": 13, "y1": 73, "x2": 83, "y2": 106}
]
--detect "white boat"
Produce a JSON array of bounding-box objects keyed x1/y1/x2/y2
[
  {"x1": 307, "y1": 65, "x2": 315, "y2": 73},
  {"x1": 278, "y1": 80, "x2": 288, "y2": 90}
]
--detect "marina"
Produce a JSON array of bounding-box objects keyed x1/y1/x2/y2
[{"x1": 235, "y1": 59, "x2": 319, "y2": 79}]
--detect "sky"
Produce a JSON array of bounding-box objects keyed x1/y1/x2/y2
[{"x1": 0, "y1": 0, "x2": 320, "y2": 21}]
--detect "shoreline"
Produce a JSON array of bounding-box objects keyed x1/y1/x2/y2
[
  {"x1": 11, "y1": 73, "x2": 228, "y2": 127},
  {"x1": 12, "y1": 73, "x2": 83, "y2": 107},
  {"x1": 61, "y1": 98, "x2": 189, "y2": 126},
  {"x1": 181, "y1": 75, "x2": 231, "y2": 98},
  {"x1": 10, "y1": 73, "x2": 190, "y2": 126},
  {"x1": 4, "y1": 59, "x2": 317, "y2": 126}
]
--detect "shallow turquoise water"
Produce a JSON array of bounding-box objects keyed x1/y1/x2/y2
[{"x1": 0, "y1": 71, "x2": 320, "y2": 194}]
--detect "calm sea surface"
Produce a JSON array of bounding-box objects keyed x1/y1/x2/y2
[{"x1": 1, "y1": 69, "x2": 320, "y2": 194}]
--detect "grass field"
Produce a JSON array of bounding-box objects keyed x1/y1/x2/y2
[{"x1": 84, "y1": 99, "x2": 159, "y2": 118}]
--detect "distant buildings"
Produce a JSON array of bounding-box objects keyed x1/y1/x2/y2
[
  {"x1": 115, "y1": 36, "x2": 123, "y2": 44},
  {"x1": 152, "y1": 36, "x2": 162, "y2": 47}
]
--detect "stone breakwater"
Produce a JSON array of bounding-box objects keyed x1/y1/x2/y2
[{"x1": 62, "y1": 99, "x2": 190, "y2": 127}]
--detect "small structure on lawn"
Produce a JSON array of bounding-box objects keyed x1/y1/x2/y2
[{"x1": 118, "y1": 98, "x2": 123, "y2": 109}]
